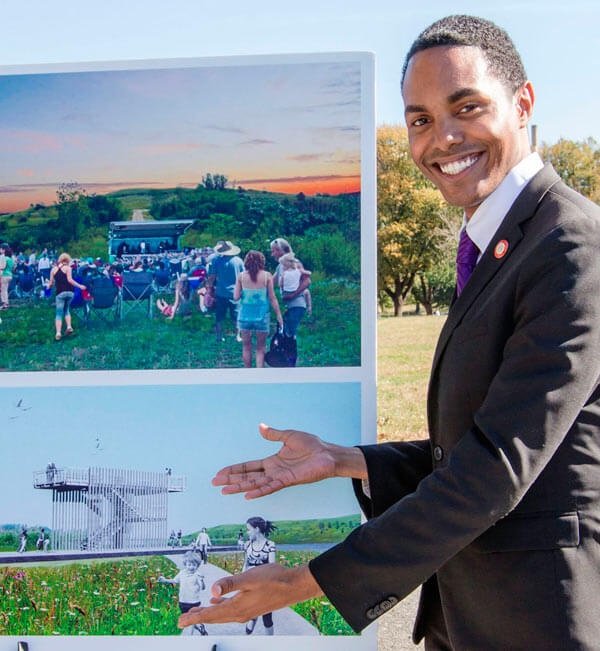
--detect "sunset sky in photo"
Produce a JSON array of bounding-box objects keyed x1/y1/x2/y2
[{"x1": 0, "y1": 59, "x2": 361, "y2": 213}]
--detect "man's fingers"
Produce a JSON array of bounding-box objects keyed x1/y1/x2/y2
[
  {"x1": 245, "y1": 478, "x2": 287, "y2": 500},
  {"x1": 178, "y1": 602, "x2": 240, "y2": 627},
  {"x1": 213, "y1": 575, "x2": 238, "y2": 597},
  {"x1": 212, "y1": 460, "x2": 265, "y2": 486}
]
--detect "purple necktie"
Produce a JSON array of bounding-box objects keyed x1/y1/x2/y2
[{"x1": 456, "y1": 229, "x2": 479, "y2": 296}]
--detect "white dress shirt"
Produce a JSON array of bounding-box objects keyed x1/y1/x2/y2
[{"x1": 463, "y1": 152, "x2": 544, "y2": 261}]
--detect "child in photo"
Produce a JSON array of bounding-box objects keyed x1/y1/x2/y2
[
  {"x1": 278, "y1": 252, "x2": 312, "y2": 315},
  {"x1": 156, "y1": 275, "x2": 193, "y2": 319},
  {"x1": 158, "y1": 551, "x2": 208, "y2": 635}
]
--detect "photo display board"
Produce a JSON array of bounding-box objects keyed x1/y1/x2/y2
[{"x1": 0, "y1": 52, "x2": 376, "y2": 650}]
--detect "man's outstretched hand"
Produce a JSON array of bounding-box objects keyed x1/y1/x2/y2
[
  {"x1": 212, "y1": 424, "x2": 367, "y2": 499},
  {"x1": 178, "y1": 563, "x2": 322, "y2": 629}
]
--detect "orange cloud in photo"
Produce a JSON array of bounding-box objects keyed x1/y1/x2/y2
[{"x1": 240, "y1": 174, "x2": 360, "y2": 195}]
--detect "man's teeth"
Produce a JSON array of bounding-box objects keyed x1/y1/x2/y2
[{"x1": 439, "y1": 154, "x2": 479, "y2": 175}]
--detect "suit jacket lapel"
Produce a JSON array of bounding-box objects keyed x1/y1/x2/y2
[{"x1": 430, "y1": 164, "x2": 561, "y2": 378}]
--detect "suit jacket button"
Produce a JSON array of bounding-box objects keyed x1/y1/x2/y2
[{"x1": 433, "y1": 446, "x2": 444, "y2": 462}]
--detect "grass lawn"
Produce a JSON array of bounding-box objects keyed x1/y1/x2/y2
[
  {"x1": 0, "y1": 280, "x2": 359, "y2": 371},
  {"x1": 377, "y1": 312, "x2": 445, "y2": 443}
]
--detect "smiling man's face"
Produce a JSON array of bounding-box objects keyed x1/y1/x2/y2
[{"x1": 403, "y1": 45, "x2": 533, "y2": 219}]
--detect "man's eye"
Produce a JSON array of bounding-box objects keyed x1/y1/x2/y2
[
  {"x1": 458, "y1": 103, "x2": 478, "y2": 114},
  {"x1": 412, "y1": 117, "x2": 429, "y2": 127}
]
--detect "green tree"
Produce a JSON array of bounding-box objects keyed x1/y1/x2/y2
[
  {"x1": 412, "y1": 260, "x2": 456, "y2": 314},
  {"x1": 377, "y1": 125, "x2": 460, "y2": 316},
  {"x1": 539, "y1": 138, "x2": 600, "y2": 202},
  {"x1": 55, "y1": 182, "x2": 92, "y2": 244}
]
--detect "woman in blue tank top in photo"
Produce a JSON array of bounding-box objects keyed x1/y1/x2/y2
[{"x1": 233, "y1": 250, "x2": 283, "y2": 368}]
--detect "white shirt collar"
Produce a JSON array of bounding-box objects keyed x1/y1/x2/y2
[{"x1": 463, "y1": 152, "x2": 544, "y2": 259}]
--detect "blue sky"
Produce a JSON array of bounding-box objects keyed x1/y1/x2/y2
[
  {"x1": 0, "y1": 61, "x2": 362, "y2": 211},
  {"x1": 2, "y1": 0, "x2": 598, "y2": 144},
  {"x1": 0, "y1": 382, "x2": 361, "y2": 533}
]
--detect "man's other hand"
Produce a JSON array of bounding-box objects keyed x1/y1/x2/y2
[{"x1": 177, "y1": 563, "x2": 322, "y2": 629}]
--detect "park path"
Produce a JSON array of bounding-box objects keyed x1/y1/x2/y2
[
  {"x1": 132, "y1": 209, "x2": 146, "y2": 221},
  {"x1": 378, "y1": 588, "x2": 424, "y2": 650},
  {"x1": 165, "y1": 553, "x2": 319, "y2": 637}
]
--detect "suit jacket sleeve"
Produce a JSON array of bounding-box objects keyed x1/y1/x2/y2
[
  {"x1": 309, "y1": 193, "x2": 600, "y2": 633},
  {"x1": 352, "y1": 440, "x2": 432, "y2": 517}
]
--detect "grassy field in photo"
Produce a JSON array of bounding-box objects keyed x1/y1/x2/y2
[
  {"x1": 0, "y1": 552, "x2": 352, "y2": 636},
  {"x1": 0, "y1": 556, "x2": 181, "y2": 635},
  {"x1": 0, "y1": 278, "x2": 359, "y2": 371}
]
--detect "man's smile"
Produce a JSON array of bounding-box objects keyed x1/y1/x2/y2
[{"x1": 436, "y1": 153, "x2": 481, "y2": 176}]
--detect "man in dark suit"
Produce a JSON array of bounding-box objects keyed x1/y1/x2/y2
[{"x1": 179, "y1": 16, "x2": 600, "y2": 649}]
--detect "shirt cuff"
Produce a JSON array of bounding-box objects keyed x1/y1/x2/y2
[{"x1": 360, "y1": 478, "x2": 371, "y2": 499}]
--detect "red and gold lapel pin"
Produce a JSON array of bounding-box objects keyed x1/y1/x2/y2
[{"x1": 494, "y1": 240, "x2": 509, "y2": 259}]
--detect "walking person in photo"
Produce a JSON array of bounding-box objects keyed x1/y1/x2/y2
[
  {"x1": 158, "y1": 551, "x2": 208, "y2": 635},
  {"x1": 206, "y1": 240, "x2": 244, "y2": 342},
  {"x1": 270, "y1": 238, "x2": 311, "y2": 366},
  {"x1": 233, "y1": 250, "x2": 283, "y2": 368},
  {"x1": 0, "y1": 243, "x2": 14, "y2": 310},
  {"x1": 241, "y1": 517, "x2": 277, "y2": 636},
  {"x1": 47, "y1": 253, "x2": 86, "y2": 341},
  {"x1": 36, "y1": 528, "x2": 46, "y2": 551},
  {"x1": 17, "y1": 528, "x2": 27, "y2": 553},
  {"x1": 193, "y1": 527, "x2": 211, "y2": 564}
]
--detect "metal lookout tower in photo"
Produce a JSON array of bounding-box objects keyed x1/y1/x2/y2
[{"x1": 33, "y1": 466, "x2": 185, "y2": 551}]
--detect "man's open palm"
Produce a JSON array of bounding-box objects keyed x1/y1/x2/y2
[{"x1": 212, "y1": 424, "x2": 336, "y2": 499}]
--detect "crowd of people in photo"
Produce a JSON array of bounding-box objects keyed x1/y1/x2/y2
[{"x1": 0, "y1": 237, "x2": 313, "y2": 367}]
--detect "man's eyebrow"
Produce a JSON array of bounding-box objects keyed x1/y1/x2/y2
[
  {"x1": 404, "y1": 104, "x2": 426, "y2": 115},
  {"x1": 404, "y1": 88, "x2": 479, "y2": 115},
  {"x1": 447, "y1": 88, "x2": 479, "y2": 104}
]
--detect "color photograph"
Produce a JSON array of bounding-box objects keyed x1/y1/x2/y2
[
  {"x1": 0, "y1": 381, "x2": 363, "y2": 638},
  {"x1": 0, "y1": 55, "x2": 366, "y2": 371}
]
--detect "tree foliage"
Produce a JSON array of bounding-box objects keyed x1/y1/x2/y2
[
  {"x1": 377, "y1": 125, "x2": 460, "y2": 316},
  {"x1": 539, "y1": 137, "x2": 600, "y2": 202}
]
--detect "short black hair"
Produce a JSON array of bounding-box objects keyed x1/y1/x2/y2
[{"x1": 401, "y1": 15, "x2": 526, "y2": 93}]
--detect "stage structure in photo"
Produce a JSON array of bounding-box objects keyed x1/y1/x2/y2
[
  {"x1": 33, "y1": 466, "x2": 185, "y2": 551},
  {"x1": 108, "y1": 219, "x2": 195, "y2": 263}
]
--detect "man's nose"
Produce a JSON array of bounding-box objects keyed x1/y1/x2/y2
[{"x1": 433, "y1": 116, "x2": 464, "y2": 150}]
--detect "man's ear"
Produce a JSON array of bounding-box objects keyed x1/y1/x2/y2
[{"x1": 515, "y1": 81, "x2": 534, "y2": 126}]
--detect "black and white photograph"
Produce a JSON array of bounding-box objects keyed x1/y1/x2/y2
[{"x1": 0, "y1": 381, "x2": 365, "y2": 639}]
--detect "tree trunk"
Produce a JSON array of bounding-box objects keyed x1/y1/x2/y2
[{"x1": 393, "y1": 294, "x2": 404, "y2": 316}]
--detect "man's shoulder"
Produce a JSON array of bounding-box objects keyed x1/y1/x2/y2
[
  {"x1": 543, "y1": 178, "x2": 600, "y2": 220},
  {"x1": 518, "y1": 166, "x2": 600, "y2": 239}
]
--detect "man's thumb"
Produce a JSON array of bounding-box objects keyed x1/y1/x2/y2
[
  {"x1": 212, "y1": 576, "x2": 237, "y2": 598},
  {"x1": 259, "y1": 423, "x2": 283, "y2": 441}
]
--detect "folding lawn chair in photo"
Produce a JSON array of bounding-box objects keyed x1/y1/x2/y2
[
  {"x1": 16, "y1": 272, "x2": 37, "y2": 299},
  {"x1": 7, "y1": 276, "x2": 18, "y2": 300},
  {"x1": 86, "y1": 276, "x2": 120, "y2": 326},
  {"x1": 69, "y1": 281, "x2": 91, "y2": 326},
  {"x1": 119, "y1": 271, "x2": 154, "y2": 319},
  {"x1": 153, "y1": 268, "x2": 172, "y2": 292}
]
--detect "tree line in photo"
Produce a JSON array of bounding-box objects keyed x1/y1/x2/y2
[{"x1": 0, "y1": 176, "x2": 360, "y2": 286}]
